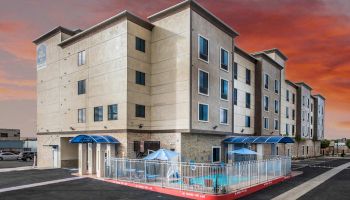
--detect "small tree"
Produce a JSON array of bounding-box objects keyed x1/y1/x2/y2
[
  {"x1": 346, "y1": 139, "x2": 350, "y2": 149},
  {"x1": 321, "y1": 139, "x2": 330, "y2": 149}
]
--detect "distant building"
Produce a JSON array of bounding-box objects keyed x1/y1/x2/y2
[{"x1": 0, "y1": 129, "x2": 20, "y2": 140}]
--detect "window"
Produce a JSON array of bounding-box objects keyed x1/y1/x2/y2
[
  {"x1": 108, "y1": 104, "x2": 118, "y2": 120},
  {"x1": 307, "y1": 98, "x2": 310, "y2": 108},
  {"x1": 220, "y1": 108, "x2": 228, "y2": 124},
  {"x1": 198, "y1": 103, "x2": 209, "y2": 122},
  {"x1": 292, "y1": 93, "x2": 295, "y2": 104},
  {"x1": 199, "y1": 35, "x2": 209, "y2": 62},
  {"x1": 286, "y1": 124, "x2": 290, "y2": 135},
  {"x1": 245, "y1": 116, "x2": 251, "y2": 127},
  {"x1": 78, "y1": 80, "x2": 86, "y2": 95},
  {"x1": 286, "y1": 90, "x2": 290, "y2": 101},
  {"x1": 78, "y1": 108, "x2": 86, "y2": 123},
  {"x1": 220, "y1": 48, "x2": 228, "y2": 71},
  {"x1": 136, "y1": 71, "x2": 146, "y2": 85},
  {"x1": 311, "y1": 116, "x2": 313, "y2": 125},
  {"x1": 274, "y1": 119, "x2": 279, "y2": 130},
  {"x1": 311, "y1": 103, "x2": 313, "y2": 112},
  {"x1": 246, "y1": 69, "x2": 251, "y2": 85},
  {"x1": 302, "y1": 146, "x2": 305, "y2": 155},
  {"x1": 233, "y1": 88, "x2": 238, "y2": 105},
  {"x1": 94, "y1": 106, "x2": 103, "y2": 122},
  {"x1": 135, "y1": 104, "x2": 145, "y2": 118},
  {"x1": 135, "y1": 37, "x2": 145, "y2": 52},
  {"x1": 198, "y1": 70, "x2": 209, "y2": 95},
  {"x1": 286, "y1": 107, "x2": 289, "y2": 118},
  {"x1": 212, "y1": 147, "x2": 221, "y2": 163},
  {"x1": 78, "y1": 50, "x2": 86, "y2": 66},
  {"x1": 264, "y1": 96, "x2": 269, "y2": 111},
  {"x1": 303, "y1": 96, "x2": 305, "y2": 106},
  {"x1": 220, "y1": 78, "x2": 229, "y2": 100},
  {"x1": 274, "y1": 80, "x2": 279, "y2": 94},
  {"x1": 311, "y1": 129, "x2": 313, "y2": 137},
  {"x1": 307, "y1": 113, "x2": 310, "y2": 122},
  {"x1": 0, "y1": 133, "x2": 8, "y2": 137},
  {"x1": 233, "y1": 63, "x2": 238, "y2": 79},
  {"x1": 292, "y1": 109, "x2": 295, "y2": 120},
  {"x1": 292, "y1": 125, "x2": 295, "y2": 135},
  {"x1": 246, "y1": 93, "x2": 251, "y2": 108},
  {"x1": 264, "y1": 118, "x2": 269, "y2": 129},
  {"x1": 264, "y1": 74, "x2": 269, "y2": 89},
  {"x1": 274, "y1": 100, "x2": 279, "y2": 114}
]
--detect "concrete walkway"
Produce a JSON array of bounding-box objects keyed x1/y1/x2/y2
[
  {"x1": 0, "y1": 177, "x2": 84, "y2": 193},
  {"x1": 272, "y1": 161, "x2": 350, "y2": 200},
  {"x1": 0, "y1": 166, "x2": 34, "y2": 173}
]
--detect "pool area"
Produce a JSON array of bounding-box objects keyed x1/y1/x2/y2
[{"x1": 104, "y1": 156, "x2": 292, "y2": 195}]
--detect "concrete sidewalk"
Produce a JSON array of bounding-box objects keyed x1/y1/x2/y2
[
  {"x1": 272, "y1": 161, "x2": 350, "y2": 200},
  {"x1": 0, "y1": 166, "x2": 34, "y2": 173}
]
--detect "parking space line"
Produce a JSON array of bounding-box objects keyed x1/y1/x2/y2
[
  {"x1": 0, "y1": 177, "x2": 85, "y2": 193},
  {"x1": 272, "y1": 161, "x2": 350, "y2": 200}
]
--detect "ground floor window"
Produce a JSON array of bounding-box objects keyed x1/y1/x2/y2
[{"x1": 212, "y1": 146, "x2": 221, "y2": 163}]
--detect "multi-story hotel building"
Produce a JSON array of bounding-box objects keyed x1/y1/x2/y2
[{"x1": 34, "y1": 0, "x2": 325, "y2": 170}]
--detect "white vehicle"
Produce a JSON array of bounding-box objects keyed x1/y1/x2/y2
[{"x1": 0, "y1": 152, "x2": 19, "y2": 161}]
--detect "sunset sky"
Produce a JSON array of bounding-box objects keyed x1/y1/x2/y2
[{"x1": 0, "y1": 0, "x2": 349, "y2": 139}]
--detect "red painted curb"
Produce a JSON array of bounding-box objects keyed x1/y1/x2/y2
[{"x1": 104, "y1": 175, "x2": 292, "y2": 200}]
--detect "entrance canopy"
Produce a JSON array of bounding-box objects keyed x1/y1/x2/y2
[
  {"x1": 69, "y1": 134, "x2": 120, "y2": 144},
  {"x1": 223, "y1": 136, "x2": 294, "y2": 144}
]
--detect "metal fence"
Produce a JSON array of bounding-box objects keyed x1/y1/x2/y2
[{"x1": 104, "y1": 156, "x2": 291, "y2": 194}]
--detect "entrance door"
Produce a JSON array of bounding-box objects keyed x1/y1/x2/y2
[{"x1": 52, "y1": 146, "x2": 59, "y2": 168}]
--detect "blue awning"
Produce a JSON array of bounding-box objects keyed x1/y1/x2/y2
[
  {"x1": 223, "y1": 136, "x2": 294, "y2": 144},
  {"x1": 69, "y1": 135, "x2": 120, "y2": 144}
]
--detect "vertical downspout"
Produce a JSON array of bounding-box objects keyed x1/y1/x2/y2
[{"x1": 189, "y1": 8, "x2": 193, "y2": 132}]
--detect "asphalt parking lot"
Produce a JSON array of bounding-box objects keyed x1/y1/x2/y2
[
  {"x1": 0, "y1": 169, "x2": 186, "y2": 200},
  {"x1": 0, "y1": 160, "x2": 33, "y2": 169},
  {"x1": 240, "y1": 157, "x2": 350, "y2": 200}
]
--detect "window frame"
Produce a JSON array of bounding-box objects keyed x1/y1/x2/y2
[
  {"x1": 246, "y1": 68, "x2": 251, "y2": 85},
  {"x1": 274, "y1": 119, "x2": 279, "y2": 130},
  {"x1": 78, "y1": 79, "x2": 86, "y2": 95},
  {"x1": 94, "y1": 106, "x2": 103, "y2": 122},
  {"x1": 245, "y1": 116, "x2": 251, "y2": 128},
  {"x1": 108, "y1": 104, "x2": 118, "y2": 121},
  {"x1": 274, "y1": 99, "x2": 279, "y2": 114},
  {"x1": 198, "y1": 34, "x2": 209, "y2": 63},
  {"x1": 135, "y1": 37, "x2": 146, "y2": 52},
  {"x1": 246, "y1": 92, "x2": 251, "y2": 109},
  {"x1": 78, "y1": 108, "x2": 86, "y2": 123},
  {"x1": 233, "y1": 88, "x2": 238, "y2": 106},
  {"x1": 220, "y1": 47, "x2": 229, "y2": 72},
  {"x1": 198, "y1": 69, "x2": 209, "y2": 96},
  {"x1": 264, "y1": 74, "x2": 269, "y2": 90},
  {"x1": 219, "y1": 107, "x2": 229, "y2": 125},
  {"x1": 233, "y1": 62, "x2": 238, "y2": 80},
  {"x1": 220, "y1": 78, "x2": 229, "y2": 101},
  {"x1": 264, "y1": 95, "x2": 269, "y2": 112},
  {"x1": 263, "y1": 117, "x2": 269, "y2": 130},
  {"x1": 274, "y1": 79, "x2": 279, "y2": 94},
  {"x1": 135, "y1": 71, "x2": 146, "y2": 86},
  {"x1": 78, "y1": 50, "x2": 86, "y2": 66},
  {"x1": 211, "y1": 146, "x2": 221, "y2": 163},
  {"x1": 135, "y1": 104, "x2": 146, "y2": 118},
  {"x1": 198, "y1": 103, "x2": 209, "y2": 122}
]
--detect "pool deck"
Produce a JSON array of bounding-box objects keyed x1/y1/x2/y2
[{"x1": 100, "y1": 175, "x2": 293, "y2": 200}]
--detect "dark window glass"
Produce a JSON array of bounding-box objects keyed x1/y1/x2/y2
[
  {"x1": 221, "y1": 79, "x2": 228, "y2": 100},
  {"x1": 286, "y1": 107, "x2": 289, "y2": 118},
  {"x1": 135, "y1": 104, "x2": 145, "y2": 118},
  {"x1": 136, "y1": 37, "x2": 145, "y2": 52},
  {"x1": 220, "y1": 108, "x2": 228, "y2": 124},
  {"x1": 246, "y1": 93, "x2": 251, "y2": 108},
  {"x1": 220, "y1": 48, "x2": 228, "y2": 71},
  {"x1": 264, "y1": 118, "x2": 269, "y2": 129},
  {"x1": 292, "y1": 109, "x2": 295, "y2": 120},
  {"x1": 292, "y1": 93, "x2": 295, "y2": 104},
  {"x1": 136, "y1": 71, "x2": 145, "y2": 85},
  {"x1": 264, "y1": 96, "x2": 269, "y2": 111},
  {"x1": 233, "y1": 88, "x2": 238, "y2": 105},
  {"x1": 286, "y1": 90, "x2": 290, "y2": 101},
  {"x1": 212, "y1": 147, "x2": 220, "y2": 162},
  {"x1": 94, "y1": 106, "x2": 103, "y2": 121},
  {"x1": 233, "y1": 62, "x2": 238, "y2": 79},
  {"x1": 78, "y1": 80, "x2": 86, "y2": 95},
  {"x1": 198, "y1": 104, "x2": 209, "y2": 121},
  {"x1": 246, "y1": 69, "x2": 251, "y2": 85},
  {"x1": 0, "y1": 133, "x2": 8, "y2": 137},
  {"x1": 274, "y1": 119, "x2": 279, "y2": 130},
  {"x1": 108, "y1": 104, "x2": 118, "y2": 120},
  {"x1": 275, "y1": 80, "x2": 279, "y2": 93},
  {"x1": 199, "y1": 36, "x2": 208, "y2": 61},
  {"x1": 245, "y1": 116, "x2": 251, "y2": 127},
  {"x1": 275, "y1": 100, "x2": 279, "y2": 114},
  {"x1": 264, "y1": 74, "x2": 269, "y2": 89},
  {"x1": 199, "y1": 70, "x2": 209, "y2": 95}
]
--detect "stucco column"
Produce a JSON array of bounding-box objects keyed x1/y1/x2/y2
[
  {"x1": 87, "y1": 143, "x2": 96, "y2": 174},
  {"x1": 96, "y1": 143, "x2": 107, "y2": 178},
  {"x1": 78, "y1": 143, "x2": 87, "y2": 175}
]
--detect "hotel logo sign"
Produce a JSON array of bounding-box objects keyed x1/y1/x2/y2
[{"x1": 37, "y1": 44, "x2": 47, "y2": 70}]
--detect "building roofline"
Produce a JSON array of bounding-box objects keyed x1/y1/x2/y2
[
  {"x1": 234, "y1": 46, "x2": 257, "y2": 63},
  {"x1": 251, "y1": 52, "x2": 284, "y2": 70},
  {"x1": 33, "y1": 26, "x2": 80, "y2": 45},
  {"x1": 313, "y1": 94, "x2": 326, "y2": 100},
  {"x1": 295, "y1": 82, "x2": 313, "y2": 90},
  {"x1": 263, "y1": 48, "x2": 288, "y2": 61},
  {"x1": 285, "y1": 79, "x2": 298, "y2": 89},
  {"x1": 148, "y1": 0, "x2": 239, "y2": 38},
  {"x1": 58, "y1": 11, "x2": 154, "y2": 47}
]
